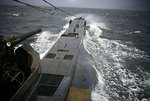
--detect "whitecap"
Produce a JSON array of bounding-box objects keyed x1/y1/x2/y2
[
  {"x1": 82, "y1": 14, "x2": 150, "y2": 100},
  {"x1": 30, "y1": 23, "x2": 68, "y2": 59},
  {"x1": 12, "y1": 13, "x2": 20, "y2": 17}
]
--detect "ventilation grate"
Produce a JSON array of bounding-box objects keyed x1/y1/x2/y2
[
  {"x1": 57, "y1": 49, "x2": 69, "y2": 52},
  {"x1": 38, "y1": 85, "x2": 57, "y2": 96},
  {"x1": 38, "y1": 74, "x2": 64, "y2": 96},
  {"x1": 46, "y1": 53, "x2": 56, "y2": 58},
  {"x1": 39, "y1": 74, "x2": 64, "y2": 86},
  {"x1": 63, "y1": 55, "x2": 74, "y2": 60}
]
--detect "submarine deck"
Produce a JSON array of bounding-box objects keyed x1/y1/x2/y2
[{"x1": 38, "y1": 18, "x2": 97, "y2": 101}]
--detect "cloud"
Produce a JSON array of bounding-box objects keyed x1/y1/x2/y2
[{"x1": 66, "y1": 0, "x2": 77, "y2": 2}]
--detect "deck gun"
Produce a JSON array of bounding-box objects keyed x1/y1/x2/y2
[
  {"x1": 0, "y1": 29, "x2": 42, "y2": 89},
  {"x1": 0, "y1": 29, "x2": 42, "y2": 66},
  {"x1": 0, "y1": 29, "x2": 42, "y2": 101}
]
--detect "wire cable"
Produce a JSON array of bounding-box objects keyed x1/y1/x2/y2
[
  {"x1": 42, "y1": 0, "x2": 75, "y2": 17},
  {"x1": 13, "y1": 0, "x2": 55, "y2": 15},
  {"x1": 13, "y1": 0, "x2": 76, "y2": 31}
]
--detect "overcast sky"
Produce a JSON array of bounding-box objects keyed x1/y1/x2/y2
[{"x1": 0, "y1": 0, "x2": 150, "y2": 10}]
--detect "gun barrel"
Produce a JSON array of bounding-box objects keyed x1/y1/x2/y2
[{"x1": 10, "y1": 29, "x2": 42, "y2": 46}]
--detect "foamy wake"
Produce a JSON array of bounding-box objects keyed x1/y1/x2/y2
[
  {"x1": 30, "y1": 24, "x2": 68, "y2": 59},
  {"x1": 81, "y1": 14, "x2": 150, "y2": 101},
  {"x1": 5, "y1": 13, "x2": 20, "y2": 17}
]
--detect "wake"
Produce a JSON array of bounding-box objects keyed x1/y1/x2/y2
[
  {"x1": 80, "y1": 13, "x2": 150, "y2": 101},
  {"x1": 30, "y1": 13, "x2": 150, "y2": 101}
]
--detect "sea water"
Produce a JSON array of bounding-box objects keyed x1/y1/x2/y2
[{"x1": 0, "y1": 5, "x2": 150, "y2": 101}]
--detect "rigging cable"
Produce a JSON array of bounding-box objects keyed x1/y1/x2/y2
[
  {"x1": 42, "y1": 0, "x2": 76, "y2": 17},
  {"x1": 13, "y1": 0, "x2": 55, "y2": 15},
  {"x1": 13, "y1": 0, "x2": 76, "y2": 29}
]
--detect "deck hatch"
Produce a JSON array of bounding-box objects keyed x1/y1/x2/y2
[
  {"x1": 38, "y1": 85, "x2": 57, "y2": 96},
  {"x1": 39, "y1": 74, "x2": 64, "y2": 85},
  {"x1": 63, "y1": 55, "x2": 74, "y2": 60},
  {"x1": 38, "y1": 74, "x2": 64, "y2": 96},
  {"x1": 46, "y1": 53, "x2": 56, "y2": 58},
  {"x1": 61, "y1": 33, "x2": 78, "y2": 38},
  {"x1": 57, "y1": 49, "x2": 69, "y2": 52}
]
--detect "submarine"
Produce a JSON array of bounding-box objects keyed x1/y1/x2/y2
[
  {"x1": 0, "y1": 18, "x2": 97, "y2": 101},
  {"x1": 38, "y1": 17, "x2": 96, "y2": 101},
  {"x1": 3, "y1": 0, "x2": 97, "y2": 100}
]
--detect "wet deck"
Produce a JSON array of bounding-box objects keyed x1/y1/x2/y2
[
  {"x1": 67, "y1": 87, "x2": 91, "y2": 101},
  {"x1": 38, "y1": 18, "x2": 97, "y2": 101}
]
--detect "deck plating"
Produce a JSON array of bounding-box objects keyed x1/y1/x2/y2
[{"x1": 38, "y1": 18, "x2": 88, "y2": 101}]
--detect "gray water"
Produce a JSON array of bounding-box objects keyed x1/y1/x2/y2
[{"x1": 0, "y1": 5, "x2": 150, "y2": 101}]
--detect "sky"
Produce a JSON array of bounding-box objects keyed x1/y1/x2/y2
[{"x1": 0, "y1": 0, "x2": 150, "y2": 10}]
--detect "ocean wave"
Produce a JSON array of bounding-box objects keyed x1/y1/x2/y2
[
  {"x1": 128, "y1": 31, "x2": 142, "y2": 35},
  {"x1": 5, "y1": 13, "x2": 20, "y2": 17},
  {"x1": 82, "y1": 14, "x2": 150, "y2": 101},
  {"x1": 30, "y1": 23, "x2": 68, "y2": 59}
]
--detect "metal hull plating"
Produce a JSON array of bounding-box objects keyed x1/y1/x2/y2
[{"x1": 38, "y1": 18, "x2": 91, "y2": 101}]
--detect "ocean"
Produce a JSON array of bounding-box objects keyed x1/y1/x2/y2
[{"x1": 0, "y1": 5, "x2": 150, "y2": 101}]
